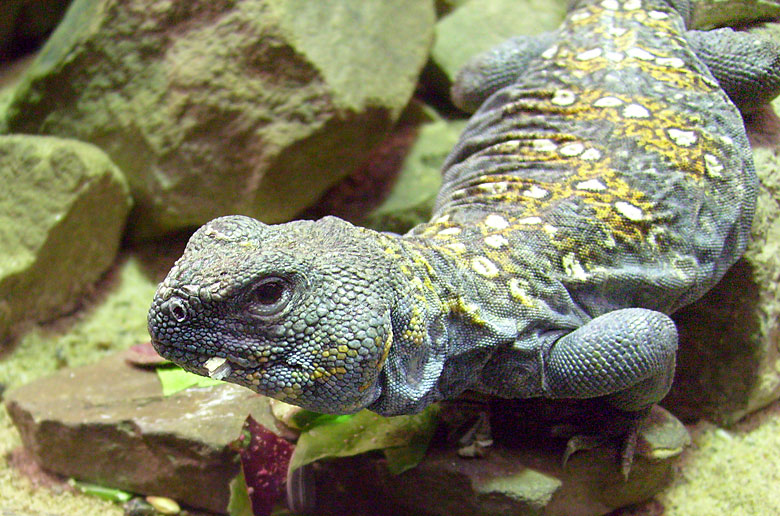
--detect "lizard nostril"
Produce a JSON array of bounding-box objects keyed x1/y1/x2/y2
[{"x1": 167, "y1": 298, "x2": 189, "y2": 323}]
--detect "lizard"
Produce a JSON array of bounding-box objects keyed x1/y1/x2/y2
[{"x1": 148, "y1": 0, "x2": 780, "y2": 475}]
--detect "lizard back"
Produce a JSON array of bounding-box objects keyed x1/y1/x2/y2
[{"x1": 410, "y1": 0, "x2": 756, "y2": 319}]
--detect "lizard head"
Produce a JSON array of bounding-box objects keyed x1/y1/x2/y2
[{"x1": 148, "y1": 215, "x2": 397, "y2": 414}]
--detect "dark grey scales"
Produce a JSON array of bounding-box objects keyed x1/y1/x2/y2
[{"x1": 149, "y1": 0, "x2": 780, "y2": 475}]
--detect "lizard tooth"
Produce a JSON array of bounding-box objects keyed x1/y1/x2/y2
[{"x1": 204, "y1": 357, "x2": 232, "y2": 380}]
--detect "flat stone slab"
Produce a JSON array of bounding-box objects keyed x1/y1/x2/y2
[{"x1": 4, "y1": 350, "x2": 279, "y2": 514}]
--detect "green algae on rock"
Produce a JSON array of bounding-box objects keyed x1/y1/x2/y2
[
  {"x1": 0, "y1": 135, "x2": 130, "y2": 346},
  {"x1": 0, "y1": 0, "x2": 436, "y2": 239},
  {"x1": 430, "y1": 0, "x2": 567, "y2": 92}
]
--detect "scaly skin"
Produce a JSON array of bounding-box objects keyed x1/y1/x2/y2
[{"x1": 149, "y1": 0, "x2": 780, "y2": 433}]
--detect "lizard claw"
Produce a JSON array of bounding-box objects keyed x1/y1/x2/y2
[{"x1": 561, "y1": 406, "x2": 648, "y2": 479}]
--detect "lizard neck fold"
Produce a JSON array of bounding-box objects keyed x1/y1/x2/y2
[{"x1": 367, "y1": 231, "x2": 552, "y2": 415}]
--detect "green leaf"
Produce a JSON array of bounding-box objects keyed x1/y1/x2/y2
[
  {"x1": 288, "y1": 404, "x2": 440, "y2": 475},
  {"x1": 67, "y1": 479, "x2": 133, "y2": 503},
  {"x1": 228, "y1": 469, "x2": 255, "y2": 516},
  {"x1": 156, "y1": 365, "x2": 223, "y2": 396}
]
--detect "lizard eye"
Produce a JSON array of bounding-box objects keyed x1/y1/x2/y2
[{"x1": 247, "y1": 277, "x2": 291, "y2": 318}]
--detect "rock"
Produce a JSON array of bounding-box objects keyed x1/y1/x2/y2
[
  {"x1": 361, "y1": 118, "x2": 467, "y2": 234},
  {"x1": 307, "y1": 102, "x2": 466, "y2": 235},
  {"x1": 0, "y1": 0, "x2": 71, "y2": 60},
  {"x1": 307, "y1": 404, "x2": 689, "y2": 516},
  {"x1": 691, "y1": 0, "x2": 780, "y2": 30},
  {"x1": 4, "y1": 349, "x2": 281, "y2": 514},
  {"x1": 0, "y1": 0, "x2": 436, "y2": 239},
  {"x1": 428, "y1": 0, "x2": 567, "y2": 98},
  {"x1": 663, "y1": 99, "x2": 780, "y2": 425},
  {"x1": 651, "y1": 401, "x2": 780, "y2": 515},
  {"x1": 0, "y1": 134, "x2": 131, "y2": 346}
]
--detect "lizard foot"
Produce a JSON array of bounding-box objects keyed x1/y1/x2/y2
[{"x1": 561, "y1": 406, "x2": 649, "y2": 480}]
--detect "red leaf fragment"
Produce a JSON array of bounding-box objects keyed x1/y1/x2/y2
[
  {"x1": 125, "y1": 341, "x2": 170, "y2": 367},
  {"x1": 232, "y1": 415, "x2": 295, "y2": 516}
]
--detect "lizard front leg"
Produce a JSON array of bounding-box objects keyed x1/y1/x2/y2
[
  {"x1": 542, "y1": 308, "x2": 678, "y2": 475},
  {"x1": 544, "y1": 307, "x2": 678, "y2": 411},
  {"x1": 685, "y1": 28, "x2": 780, "y2": 113},
  {"x1": 451, "y1": 31, "x2": 558, "y2": 113}
]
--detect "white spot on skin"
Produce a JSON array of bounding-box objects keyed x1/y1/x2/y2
[
  {"x1": 623, "y1": 104, "x2": 651, "y2": 118},
  {"x1": 656, "y1": 57, "x2": 686, "y2": 68},
  {"x1": 533, "y1": 139, "x2": 558, "y2": 152},
  {"x1": 581, "y1": 148, "x2": 602, "y2": 161},
  {"x1": 552, "y1": 89, "x2": 577, "y2": 106},
  {"x1": 608, "y1": 27, "x2": 628, "y2": 37},
  {"x1": 704, "y1": 154, "x2": 724, "y2": 177},
  {"x1": 446, "y1": 242, "x2": 467, "y2": 253},
  {"x1": 543, "y1": 224, "x2": 558, "y2": 236},
  {"x1": 577, "y1": 48, "x2": 603, "y2": 61},
  {"x1": 601, "y1": 0, "x2": 619, "y2": 10},
  {"x1": 541, "y1": 45, "x2": 558, "y2": 59},
  {"x1": 570, "y1": 11, "x2": 590, "y2": 23},
  {"x1": 560, "y1": 142, "x2": 585, "y2": 157},
  {"x1": 472, "y1": 257, "x2": 500, "y2": 278},
  {"x1": 518, "y1": 216, "x2": 543, "y2": 225},
  {"x1": 668, "y1": 128, "x2": 698, "y2": 146},
  {"x1": 648, "y1": 10, "x2": 669, "y2": 20},
  {"x1": 485, "y1": 214, "x2": 509, "y2": 230},
  {"x1": 624, "y1": 0, "x2": 642, "y2": 9},
  {"x1": 523, "y1": 185, "x2": 549, "y2": 199},
  {"x1": 594, "y1": 96, "x2": 624, "y2": 108},
  {"x1": 434, "y1": 214, "x2": 450, "y2": 224},
  {"x1": 562, "y1": 253, "x2": 588, "y2": 281},
  {"x1": 438, "y1": 227, "x2": 462, "y2": 236},
  {"x1": 627, "y1": 47, "x2": 656, "y2": 61},
  {"x1": 606, "y1": 52, "x2": 625, "y2": 62},
  {"x1": 615, "y1": 201, "x2": 644, "y2": 221},
  {"x1": 576, "y1": 179, "x2": 607, "y2": 191},
  {"x1": 484, "y1": 234, "x2": 509, "y2": 249},
  {"x1": 509, "y1": 278, "x2": 533, "y2": 305}
]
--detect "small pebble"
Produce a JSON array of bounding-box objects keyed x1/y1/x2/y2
[{"x1": 146, "y1": 496, "x2": 181, "y2": 515}]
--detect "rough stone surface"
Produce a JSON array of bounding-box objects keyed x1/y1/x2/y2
[
  {"x1": 0, "y1": 0, "x2": 436, "y2": 239},
  {"x1": 308, "y1": 103, "x2": 466, "y2": 235},
  {"x1": 3, "y1": 350, "x2": 280, "y2": 514},
  {"x1": 0, "y1": 134, "x2": 130, "y2": 346},
  {"x1": 691, "y1": 0, "x2": 780, "y2": 30},
  {"x1": 308, "y1": 404, "x2": 689, "y2": 516},
  {"x1": 430, "y1": 0, "x2": 567, "y2": 93},
  {"x1": 361, "y1": 118, "x2": 466, "y2": 234},
  {"x1": 663, "y1": 101, "x2": 780, "y2": 425}
]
